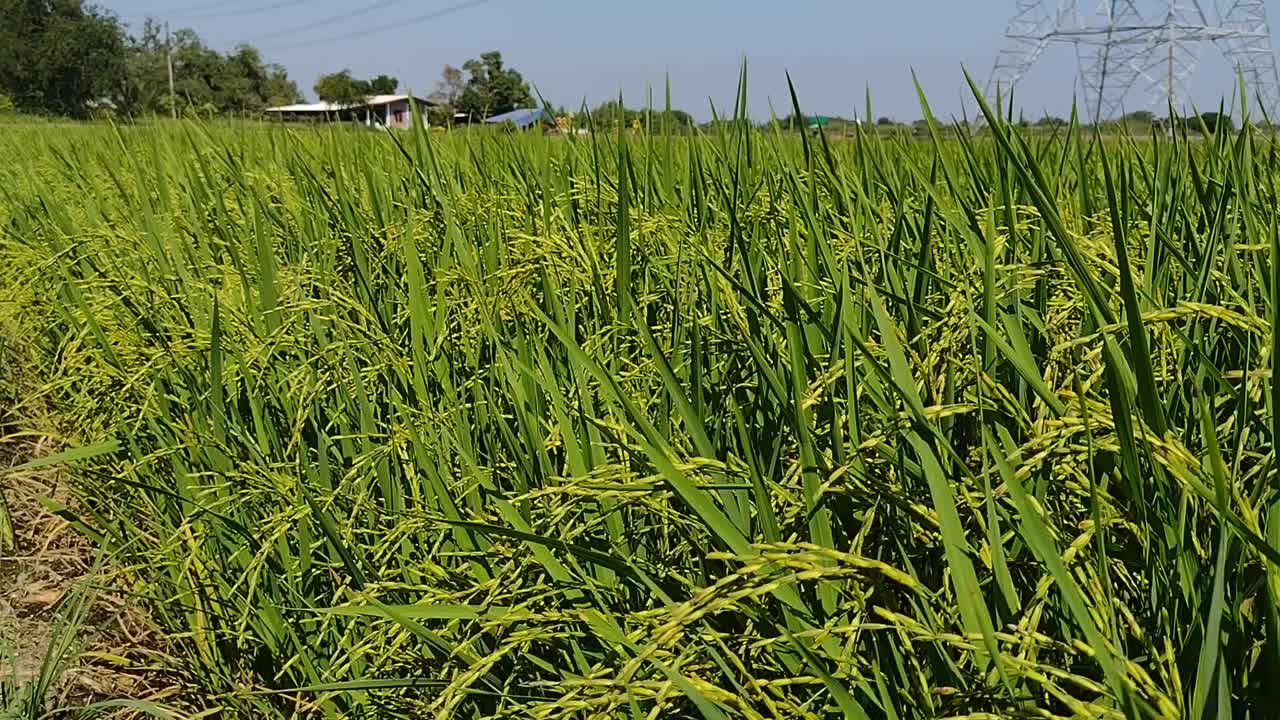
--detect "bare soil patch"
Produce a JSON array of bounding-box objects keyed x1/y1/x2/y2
[{"x1": 2, "y1": 434, "x2": 171, "y2": 715}]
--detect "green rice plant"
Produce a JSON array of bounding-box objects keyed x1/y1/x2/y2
[{"x1": 2, "y1": 77, "x2": 1280, "y2": 718}]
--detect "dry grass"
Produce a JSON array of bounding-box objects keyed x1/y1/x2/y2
[{"x1": 2, "y1": 430, "x2": 171, "y2": 715}]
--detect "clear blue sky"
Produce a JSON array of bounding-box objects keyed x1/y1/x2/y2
[{"x1": 100, "y1": 0, "x2": 1278, "y2": 121}]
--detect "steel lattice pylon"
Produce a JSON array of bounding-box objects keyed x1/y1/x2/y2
[{"x1": 987, "y1": 0, "x2": 1280, "y2": 123}]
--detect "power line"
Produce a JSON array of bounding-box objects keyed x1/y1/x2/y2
[
  {"x1": 264, "y1": 0, "x2": 495, "y2": 50},
  {"x1": 249, "y1": 0, "x2": 409, "y2": 43},
  {"x1": 119, "y1": 0, "x2": 256, "y2": 17},
  {"x1": 179, "y1": 0, "x2": 314, "y2": 20},
  {"x1": 119, "y1": 1, "x2": 317, "y2": 24}
]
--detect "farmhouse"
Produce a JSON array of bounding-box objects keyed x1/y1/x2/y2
[{"x1": 265, "y1": 94, "x2": 439, "y2": 129}]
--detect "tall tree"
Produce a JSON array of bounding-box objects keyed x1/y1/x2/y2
[
  {"x1": 121, "y1": 20, "x2": 300, "y2": 117},
  {"x1": 219, "y1": 45, "x2": 267, "y2": 112},
  {"x1": 454, "y1": 51, "x2": 533, "y2": 118},
  {"x1": 314, "y1": 69, "x2": 368, "y2": 107},
  {"x1": 169, "y1": 28, "x2": 225, "y2": 113},
  {"x1": 121, "y1": 19, "x2": 168, "y2": 114},
  {"x1": 427, "y1": 64, "x2": 465, "y2": 124},
  {"x1": 434, "y1": 64, "x2": 465, "y2": 105},
  {"x1": 314, "y1": 70, "x2": 400, "y2": 105},
  {"x1": 590, "y1": 99, "x2": 632, "y2": 129},
  {"x1": 367, "y1": 74, "x2": 398, "y2": 95},
  {"x1": 262, "y1": 64, "x2": 302, "y2": 107},
  {"x1": 0, "y1": 0, "x2": 128, "y2": 117}
]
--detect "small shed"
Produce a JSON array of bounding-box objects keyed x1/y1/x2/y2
[{"x1": 807, "y1": 115, "x2": 834, "y2": 131}]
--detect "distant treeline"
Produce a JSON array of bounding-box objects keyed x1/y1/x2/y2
[{"x1": 1, "y1": 0, "x2": 301, "y2": 119}]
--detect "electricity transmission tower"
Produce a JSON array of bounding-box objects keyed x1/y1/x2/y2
[{"x1": 987, "y1": 1, "x2": 1280, "y2": 123}]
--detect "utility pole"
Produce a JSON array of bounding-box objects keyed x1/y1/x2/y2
[{"x1": 165, "y1": 22, "x2": 177, "y2": 120}]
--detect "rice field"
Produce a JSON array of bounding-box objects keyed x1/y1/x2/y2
[{"x1": 2, "y1": 83, "x2": 1279, "y2": 718}]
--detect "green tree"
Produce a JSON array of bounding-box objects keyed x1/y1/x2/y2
[
  {"x1": 434, "y1": 65, "x2": 465, "y2": 105},
  {"x1": 1199, "y1": 111, "x2": 1234, "y2": 134},
  {"x1": 660, "y1": 109, "x2": 695, "y2": 130},
  {"x1": 121, "y1": 21, "x2": 300, "y2": 116},
  {"x1": 314, "y1": 69, "x2": 368, "y2": 107},
  {"x1": 455, "y1": 51, "x2": 533, "y2": 118},
  {"x1": 777, "y1": 112, "x2": 807, "y2": 130},
  {"x1": 590, "y1": 99, "x2": 635, "y2": 129},
  {"x1": 314, "y1": 71, "x2": 398, "y2": 105},
  {"x1": 219, "y1": 45, "x2": 269, "y2": 112},
  {"x1": 429, "y1": 64, "x2": 465, "y2": 124},
  {"x1": 262, "y1": 64, "x2": 302, "y2": 107},
  {"x1": 367, "y1": 74, "x2": 398, "y2": 95},
  {"x1": 121, "y1": 19, "x2": 167, "y2": 114},
  {"x1": 1122, "y1": 110, "x2": 1155, "y2": 125},
  {"x1": 588, "y1": 100, "x2": 694, "y2": 132},
  {"x1": 0, "y1": 0, "x2": 128, "y2": 117},
  {"x1": 172, "y1": 29, "x2": 226, "y2": 110},
  {"x1": 1166, "y1": 112, "x2": 1236, "y2": 134}
]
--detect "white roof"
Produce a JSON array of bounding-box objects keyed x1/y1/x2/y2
[
  {"x1": 266, "y1": 101, "x2": 340, "y2": 113},
  {"x1": 266, "y1": 94, "x2": 435, "y2": 113},
  {"x1": 365, "y1": 94, "x2": 416, "y2": 105}
]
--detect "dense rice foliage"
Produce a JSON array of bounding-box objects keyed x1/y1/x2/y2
[{"x1": 3, "y1": 88, "x2": 1280, "y2": 718}]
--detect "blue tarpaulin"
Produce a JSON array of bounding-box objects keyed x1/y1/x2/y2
[{"x1": 484, "y1": 108, "x2": 548, "y2": 128}]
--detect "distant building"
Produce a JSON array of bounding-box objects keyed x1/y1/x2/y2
[{"x1": 265, "y1": 94, "x2": 439, "y2": 129}]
